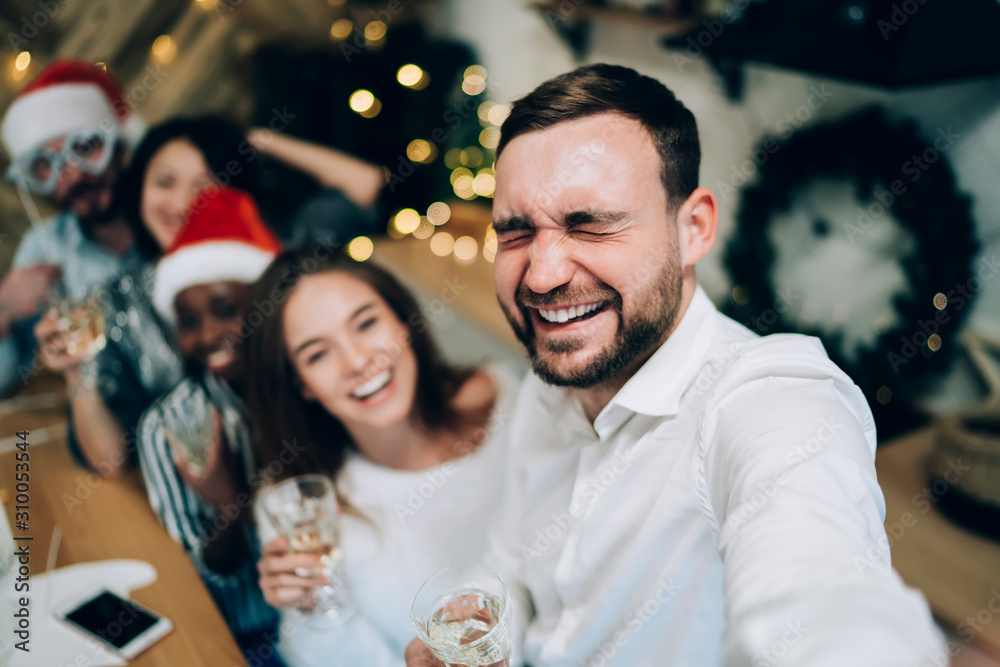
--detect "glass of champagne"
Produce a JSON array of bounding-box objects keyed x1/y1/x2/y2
[
  {"x1": 259, "y1": 475, "x2": 354, "y2": 627},
  {"x1": 48, "y1": 284, "x2": 107, "y2": 388},
  {"x1": 159, "y1": 382, "x2": 216, "y2": 476},
  {"x1": 411, "y1": 563, "x2": 511, "y2": 667}
]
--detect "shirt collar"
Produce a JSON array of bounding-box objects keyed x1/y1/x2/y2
[{"x1": 602, "y1": 284, "x2": 718, "y2": 420}]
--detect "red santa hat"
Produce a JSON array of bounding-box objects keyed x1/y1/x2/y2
[
  {"x1": 153, "y1": 188, "x2": 282, "y2": 323},
  {"x1": 1, "y1": 59, "x2": 143, "y2": 159}
]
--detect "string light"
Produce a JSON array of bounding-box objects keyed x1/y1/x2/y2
[
  {"x1": 454, "y1": 236, "x2": 478, "y2": 261},
  {"x1": 483, "y1": 226, "x2": 498, "y2": 263},
  {"x1": 14, "y1": 52, "x2": 30, "y2": 71},
  {"x1": 473, "y1": 169, "x2": 496, "y2": 197},
  {"x1": 462, "y1": 65, "x2": 487, "y2": 96},
  {"x1": 876, "y1": 386, "x2": 892, "y2": 404},
  {"x1": 393, "y1": 208, "x2": 420, "y2": 234},
  {"x1": 387, "y1": 220, "x2": 406, "y2": 239},
  {"x1": 450, "y1": 167, "x2": 473, "y2": 185},
  {"x1": 487, "y1": 103, "x2": 510, "y2": 126},
  {"x1": 731, "y1": 285, "x2": 750, "y2": 306},
  {"x1": 430, "y1": 231, "x2": 455, "y2": 257},
  {"x1": 427, "y1": 202, "x2": 451, "y2": 226},
  {"x1": 479, "y1": 127, "x2": 500, "y2": 150},
  {"x1": 478, "y1": 101, "x2": 495, "y2": 124},
  {"x1": 347, "y1": 236, "x2": 374, "y2": 261},
  {"x1": 151, "y1": 35, "x2": 176, "y2": 64},
  {"x1": 444, "y1": 148, "x2": 463, "y2": 169},
  {"x1": 349, "y1": 89, "x2": 381, "y2": 118},
  {"x1": 460, "y1": 147, "x2": 483, "y2": 168},
  {"x1": 330, "y1": 19, "x2": 354, "y2": 40},
  {"x1": 453, "y1": 174, "x2": 476, "y2": 200},
  {"x1": 412, "y1": 217, "x2": 434, "y2": 240},
  {"x1": 933, "y1": 292, "x2": 947, "y2": 310},
  {"x1": 364, "y1": 20, "x2": 387, "y2": 43},
  {"x1": 928, "y1": 334, "x2": 942, "y2": 351},
  {"x1": 406, "y1": 139, "x2": 436, "y2": 164},
  {"x1": 397, "y1": 64, "x2": 429, "y2": 89},
  {"x1": 94, "y1": 62, "x2": 107, "y2": 70}
]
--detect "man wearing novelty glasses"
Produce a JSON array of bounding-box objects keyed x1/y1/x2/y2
[{"x1": 0, "y1": 60, "x2": 137, "y2": 394}]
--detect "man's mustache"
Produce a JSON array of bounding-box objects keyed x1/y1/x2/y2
[{"x1": 516, "y1": 284, "x2": 620, "y2": 310}]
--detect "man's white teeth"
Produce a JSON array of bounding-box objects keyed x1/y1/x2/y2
[
  {"x1": 538, "y1": 302, "x2": 604, "y2": 323},
  {"x1": 352, "y1": 370, "x2": 392, "y2": 399}
]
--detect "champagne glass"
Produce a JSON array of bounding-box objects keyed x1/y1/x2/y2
[
  {"x1": 259, "y1": 475, "x2": 355, "y2": 627},
  {"x1": 159, "y1": 382, "x2": 217, "y2": 476},
  {"x1": 48, "y1": 284, "x2": 107, "y2": 389},
  {"x1": 411, "y1": 564, "x2": 511, "y2": 667}
]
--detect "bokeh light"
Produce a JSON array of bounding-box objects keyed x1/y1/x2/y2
[
  {"x1": 347, "y1": 236, "x2": 374, "y2": 261},
  {"x1": 430, "y1": 231, "x2": 455, "y2": 257},
  {"x1": 427, "y1": 202, "x2": 451, "y2": 225},
  {"x1": 330, "y1": 19, "x2": 354, "y2": 40},
  {"x1": 393, "y1": 208, "x2": 421, "y2": 234}
]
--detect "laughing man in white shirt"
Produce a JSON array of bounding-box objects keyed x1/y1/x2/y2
[{"x1": 406, "y1": 64, "x2": 946, "y2": 667}]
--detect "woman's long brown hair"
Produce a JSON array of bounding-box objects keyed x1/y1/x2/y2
[{"x1": 244, "y1": 245, "x2": 473, "y2": 489}]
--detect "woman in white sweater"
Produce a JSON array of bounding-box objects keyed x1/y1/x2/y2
[{"x1": 244, "y1": 246, "x2": 519, "y2": 667}]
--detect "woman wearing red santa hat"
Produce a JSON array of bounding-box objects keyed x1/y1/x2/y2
[{"x1": 136, "y1": 187, "x2": 284, "y2": 663}]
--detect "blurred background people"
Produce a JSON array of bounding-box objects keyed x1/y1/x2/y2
[
  {"x1": 36, "y1": 114, "x2": 385, "y2": 476},
  {"x1": 0, "y1": 60, "x2": 141, "y2": 395}
]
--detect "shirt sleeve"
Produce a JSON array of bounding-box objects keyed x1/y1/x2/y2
[{"x1": 703, "y1": 374, "x2": 945, "y2": 667}]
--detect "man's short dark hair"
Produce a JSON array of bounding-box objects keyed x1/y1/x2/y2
[{"x1": 497, "y1": 64, "x2": 700, "y2": 210}]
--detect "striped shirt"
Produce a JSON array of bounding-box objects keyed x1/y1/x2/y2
[{"x1": 137, "y1": 370, "x2": 277, "y2": 638}]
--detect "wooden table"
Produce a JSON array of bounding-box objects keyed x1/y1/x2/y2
[
  {"x1": 876, "y1": 428, "x2": 1000, "y2": 660},
  {"x1": 0, "y1": 390, "x2": 246, "y2": 667}
]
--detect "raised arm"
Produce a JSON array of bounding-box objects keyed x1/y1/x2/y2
[
  {"x1": 704, "y1": 373, "x2": 945, "y2": 667},
  {"x1": 247, "y1": 128, "x2": 384, "y2": 210}
]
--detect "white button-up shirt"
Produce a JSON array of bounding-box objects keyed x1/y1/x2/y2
[{"x1": 487, "y1": 286, "x2": 944, "y2": 667}]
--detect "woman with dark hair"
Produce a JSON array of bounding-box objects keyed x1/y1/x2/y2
[
  {"x1": 246, "y1": 246, "x2": 519, "y2": 667},
  {"x1": 36, "y1": 114, "x2": 384, "y2": 476}
]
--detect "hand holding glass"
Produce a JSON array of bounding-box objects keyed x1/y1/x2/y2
[
  {"x1": 411, "y1": 564, "x2": 511, "y2": 667},
  {"x1": 259, "y1": 475, "x2": 354, "y2": 625}
]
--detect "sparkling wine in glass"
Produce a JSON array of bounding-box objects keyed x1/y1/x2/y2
[
  {"x1": 259, "y1": 475, "x2": 354, "y2": 625},
  {"x1": 159, "y1": 383, "x2": 216, "y2": 476},
  {"x1": 412, "y1": 564, "x2": 511, "y2": 667}
]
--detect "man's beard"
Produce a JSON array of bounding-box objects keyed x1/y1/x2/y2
[
  {"x1": 55, "y1": 158, "x2": 120, "y2": 232},
  {"x1": 501, "y1": 249, "x2": 684, "y2": 389}
]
